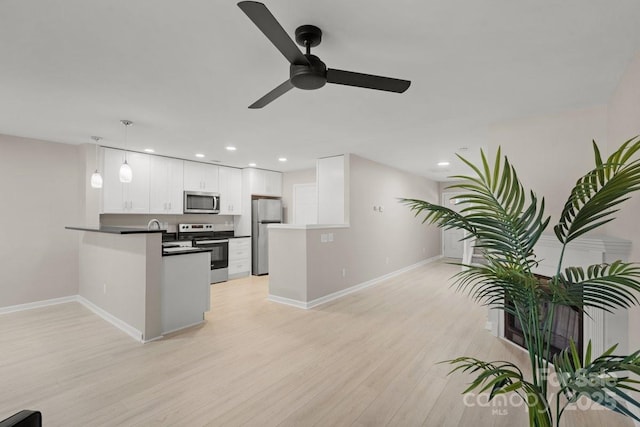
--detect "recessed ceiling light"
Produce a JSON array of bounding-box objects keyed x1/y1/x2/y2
[
  {"x1": 248, "y1": 162, "x2": 257, "y2": 167},
  {"x1": 226, "y1": 146, "x2": 236, "y2": 151},
  {"x1": 144, "y1": 148, "x2": 155, "y2": 153},
  {"x1": 278, "y1": 157, "x2": 287, "y2": 162},
  {"x1": 195, "y1": 153, "x2": 205, "y2": 158},
  {"x1": 437, "y1": 161, "x2": 450, "y2": 167}
]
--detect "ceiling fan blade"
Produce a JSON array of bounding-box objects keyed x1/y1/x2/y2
[
  {"x1": 326, "y1": 69, "x2": 411, "y2": 93},
  {"x1": 248, "y1": 79, "x2": 295, "y2": 109},
  {"x1": 238, "y1": 1, "x2": 309, "y2": 66}
]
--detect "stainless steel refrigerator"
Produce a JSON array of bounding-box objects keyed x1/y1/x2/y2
[{"x1": 252, "y1": 198, "x2": 283, "y2": 275}]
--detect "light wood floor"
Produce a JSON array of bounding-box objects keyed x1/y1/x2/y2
[{"x1": 0, "y1": 260, "x2": 633, "y2": 426}]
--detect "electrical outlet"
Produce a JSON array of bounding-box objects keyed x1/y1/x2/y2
[
  {"x1": 385, "y1": 256, "x2": 390, "y2": 264},
  {"x1": 103, "y1": 283, "x2": 107, "y2": 294},
  {"x1": 328, "y1": 233, "x2": 334, "y2": 242},
  {"x1": 321, "y1": 234, "x2": 327, "y2": 243},
  {"x1": 342, "y1": 268, "x2": 346, "y2": 278}
]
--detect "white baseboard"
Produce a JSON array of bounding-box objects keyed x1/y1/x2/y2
[
  {"x1": 76, "y1": 296, "x2": 144, "y2": 343},
  {"x1": 267, "y1": 294, "x2": 309, "y2": 309},
  {"x1": 0, "y1": 295, "x2": 77, "y2": 315},
  {"x1": 0, "y1": 294, "x2": 145, "y2": 343},
  {"x1": 269, "y1": 255, "x2": 443, "y2": 310},
  {"x1": 160, "y1": 320, "x2": 205, "y2": 337}
]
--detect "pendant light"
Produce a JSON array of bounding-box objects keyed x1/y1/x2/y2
[
  {"x1": 119, "y1": 120, "x2": 133, "y2": 183},
  {"x1": 90, "y1": 136, "x2": 103, "y2": 189}
]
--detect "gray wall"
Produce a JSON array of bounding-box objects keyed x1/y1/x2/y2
[
  {"x1": 78, "y1": 232, "x2": 162, "y2": 340},
  {"x1": 484, "y1": 52, "x2": 640, "y2": 405},
  {"x1": 271, "y1": 154, "x2": 441, "y2": 303},
  {"x1": 334, "y1": 154, "x2": 441, "y2": 289},
  {"x1": 0, "y1": 134, "x2": 81, "y2": 307},
  {"x1": 606, "y1": 52, "x2": 640, "y2": 359},
  {"x1": 487, "y1": 105, "x2": 608, "y2": 224}
]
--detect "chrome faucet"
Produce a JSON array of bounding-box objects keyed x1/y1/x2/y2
[{"x1": 147, "y1": 219, "x2": 161, "y2": 230}]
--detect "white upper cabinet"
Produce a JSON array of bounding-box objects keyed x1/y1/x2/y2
[
  {"x1": 317, "y1": 155, "x2": 346, "y2": 224},
  {"x1": 184, "y1": 161, "x2": 219, "y2": 192},
  {"x1": 150, "y1": 156, "x2": 184, "y2": 214},
  {"x1": 247, "y1": 168, "x2": 282, "y2": 197},
  {"x1": 218, "y1": 166, "x2": 242, "y2": 215},
  {"x1": 102, "y1": 148, "x2": 150, "y2": 213}
]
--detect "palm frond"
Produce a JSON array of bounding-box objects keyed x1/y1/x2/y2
[
  {"x1": 554, "y1": 137, "x2": 640, "y2": 245},
  {"x1": 445, "y1": 356, "x2": 552, "y2": 426},
  {"x1": 554, "y1": 261, "x2": 640, "y2": 312},
  {"x1": 452, "y1": 264, "x2": 543, "y2": 310},
  {"x1": 554, "y1": 340, "x2": 640, "y2": 423},
  {"x1": 402, "y1": 147, "x2": 550, "y2": 272},
  {"x1": 400, "y1": 198, "x2": 476, "y2": 234}
]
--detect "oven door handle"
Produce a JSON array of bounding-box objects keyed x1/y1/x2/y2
[{"x1": 196, "y1": 239, "x2": 229, "y2": 245}]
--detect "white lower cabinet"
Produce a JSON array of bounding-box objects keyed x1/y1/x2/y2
[{"x1": 228, "y1": 237, "x2": 251, "y2": 279}]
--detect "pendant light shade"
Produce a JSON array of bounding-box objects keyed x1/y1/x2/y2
[
  {"x1": 91, "y1": 171, "x2": 104, "y2": 188},
  {"x1": 119, "y1": 120, "x2": 133, "y2": 183},
  {"x1": 119, "y1": 159, "x2": 132, "y2": 183},
  {"x1": 90, "y1": 136, "x2": 103, "y2": 189}
]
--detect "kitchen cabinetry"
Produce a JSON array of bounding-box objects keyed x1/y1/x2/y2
[
  {"x1": 228, "y1": 237, "x2": 251, "y2": 279},
  {"x1": 102, "y1": 148, "x2": 150, "y2": 213},
  {"x1": 184, "y1": 161, "x2": 219, "y2": 192},
  {"x1": 218, "y1": 166, "x2": 242, "y2": 215},
  {"x1": 247, "y1": 168, "x2": 282, "y2": 197},
  {"x1": 317, "y1": 155, "x2": 346, "y2": 224},
  {"x1": 150, "y1": 156, "x2": 183, "y2": 214}
]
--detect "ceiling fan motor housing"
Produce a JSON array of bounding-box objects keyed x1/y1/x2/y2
[{"x1": 290, "y1": 54, "x2": 327, "y2": 90}]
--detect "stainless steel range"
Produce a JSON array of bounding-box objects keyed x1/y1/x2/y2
[{"x1": 178, "y1": 223, "x2": 233, "y2": 284}]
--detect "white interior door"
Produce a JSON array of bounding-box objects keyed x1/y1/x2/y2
[
  {"x1": 293, "y1": 183, "x2": 318, "y2": 225},
  {"x1": 442, "y1": 192, "x2": 464, "y2": 259}
]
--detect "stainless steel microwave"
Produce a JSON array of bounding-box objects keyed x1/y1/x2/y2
[{"x1": 183, "y1": 191, "x2": 220, "y2": 214}]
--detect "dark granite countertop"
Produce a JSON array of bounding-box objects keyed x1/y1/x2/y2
[{"x1": 66, "y1": 226, "x2": 165, "y2": 235}]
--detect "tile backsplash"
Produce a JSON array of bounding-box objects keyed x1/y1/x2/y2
[{"x1": 100, "y1": 214, "x2": 236, "y2": 232}]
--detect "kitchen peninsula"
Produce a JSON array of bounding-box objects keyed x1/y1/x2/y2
[{"x1": 66, "y1": 226, "x2": 210, "y2": 342}]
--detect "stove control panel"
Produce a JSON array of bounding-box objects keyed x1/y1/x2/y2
[{"x1": 179, "y1": 223, "x2": 214, "y2": 232}]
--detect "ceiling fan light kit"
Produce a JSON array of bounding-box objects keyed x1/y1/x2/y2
[{"x1": 237, "y1": 1, "x2": 411, "y2": 108}]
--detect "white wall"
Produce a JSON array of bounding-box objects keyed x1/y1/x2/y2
[{"x1": 0, "y1": 134, "x2": 81, "y2": 307}]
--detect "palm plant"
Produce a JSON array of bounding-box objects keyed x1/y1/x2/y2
[{"x1": 401, "y1": 137, "x2": 640, "y2": 426}]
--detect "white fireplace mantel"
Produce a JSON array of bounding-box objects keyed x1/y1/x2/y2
[{"x1": 488, "y1": 233, "x2": 632, "y2": 356}]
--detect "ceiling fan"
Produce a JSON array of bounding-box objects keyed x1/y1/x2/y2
[{"x1": 237, "y1": 1, "x2": 411, "y2": 109}]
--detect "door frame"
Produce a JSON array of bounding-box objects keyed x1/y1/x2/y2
[{"x1": 441, "y1": 191, "x2": 465, "y2": 258}]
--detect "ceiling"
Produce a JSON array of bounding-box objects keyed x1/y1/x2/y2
[{"x1": 1, "y1": 1, "x2": 640, "y2": 181}]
